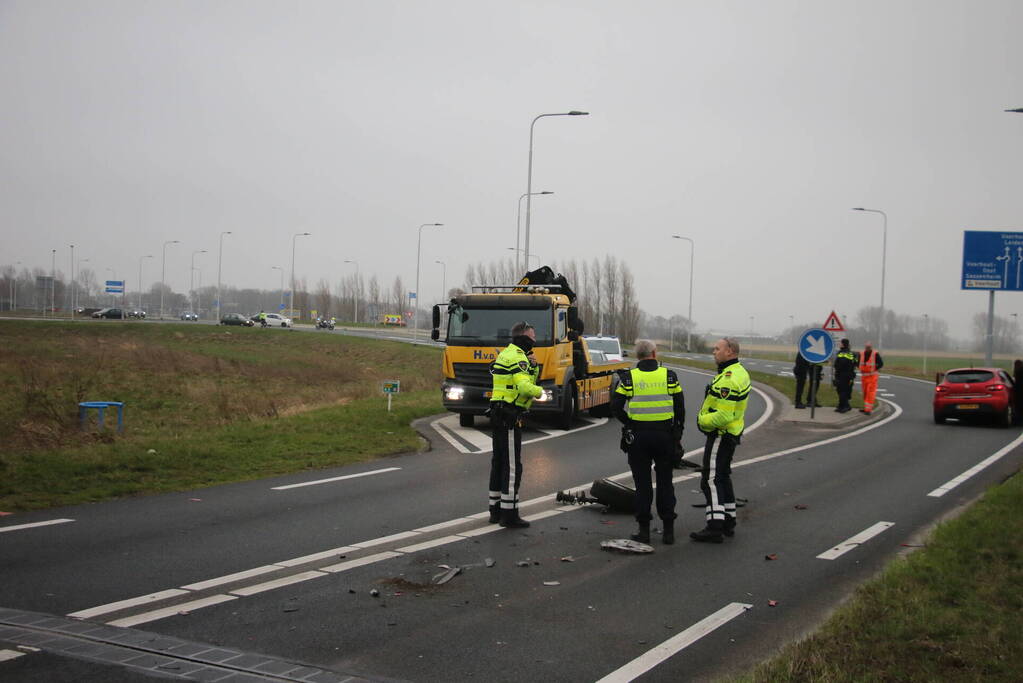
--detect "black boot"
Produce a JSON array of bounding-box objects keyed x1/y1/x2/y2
[
  {"x1": 662, "y1": 521, "x2": 675, "y2": 545},
  {"x1": 723, "y1": 516, "x2": 736, "y2": 538},
  {"x1": 499, "y1": 509, "x2": 530, "y2": 528},
  {"x1": 631, "y1": 522, "x2": 650, "y2": 543},
  {"x1": 689, "y1": 525, "x2": 724, "y2": 543},
  {"x1": 488, "y1": 505, "x2": 500, "y2": 524}
]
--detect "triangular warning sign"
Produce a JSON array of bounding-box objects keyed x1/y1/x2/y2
[{"x1": 822, "y1": 310, "x2": 845, "y2": 332}]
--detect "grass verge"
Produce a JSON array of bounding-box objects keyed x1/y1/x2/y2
[
  {"x1": 734, "y1": 470, "x2": 1023, "y2": 682},
  {"x1": 0, "y1": 321, "x2": 443, "y2": 511}
]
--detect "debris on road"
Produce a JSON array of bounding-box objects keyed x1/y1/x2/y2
[
  {"x1": 560, "y1": 556, "x2": 576, "y2": 562},
  {"x1": 485, "y1": 557, "x2": 495, "y2": 568},
  {"x1": 600, "y1": 539, "x2": 654, "y2": 554},
  {"x1": 370, "y1": 589, "x2": 380, "y2": 598},
  {"x1": 768, "y1": 600, "x2": 778, "y2": 607},
  {"x1": 794, "y1": 504, "x2": 808, "y2": 510},
  {"x1": 765, "y1": 553, "x2": 778, "y2": 561},
  {"x1": 543, "y1": 581, "x2": 560, "y2": 586},
  {"x1": 433, "y1": 566, "x2": 462, "y2": 585}
]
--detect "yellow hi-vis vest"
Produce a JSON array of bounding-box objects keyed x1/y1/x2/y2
[
  {"x1": 490, "y1": 343, "x2": 543, "y2": 409},
  {"x1": 697, "y1": 360, "x2": 750, "y2": 436},
  {"x1": 615, "y1": 365, "x2": 681, "y2": 422}
]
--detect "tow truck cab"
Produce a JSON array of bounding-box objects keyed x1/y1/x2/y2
[{"x1": 432, "y1": 282, "x2": 628, "y2": 429}]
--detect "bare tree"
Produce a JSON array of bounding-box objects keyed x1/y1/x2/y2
[
  {"x1": 604, "y1": 255, "x2": 620, "y2": 335},
  {"x1": 390, "y1": 276, "x2": 405, "y2": 316},
  {"x1": 618, "y1": 261, "x2": 639, "y2": 342},
  {"x1": 315, "y1": 278, "x2": 332, "y2": 317}
]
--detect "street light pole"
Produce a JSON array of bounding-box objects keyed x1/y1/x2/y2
[
  {"x1": 516, "y1": 191, "x2": 552, "y2": 273},
  {"x1": 69, "y1": 244, "x2": 74, "y2": 319},
  {"x1": 672, "y1": 235, "x2": 695, "y2": 351},
  {"x1": 105, "y1": 268, "x2": 115, "y2": 308},
  {"x1": 11, "y1": 260, "x2": 20, "y2": 311},
  {"x1": 50, "y1": 249, "x2": 56, "y2": 316},
  {"x1": 414, "y1": 223, "x2": 442, "y2": 343},
  {"x1": 922, "y1": 313, "x2": 930, "y2": 378},
  {"x1": 344, "y1": 260, "x2": 360, "y2": 323},
  {"x1": 76, "y1": 257, "x2": 89, "y2": 313},
  {"x1": 271, "y1": 266, "x2": 283, "y2": 313},
  {"x1": 191, "y1": 250, "x2": 207, "y2": 316},
  {"x1": 290, "y1": 232, "x2": 311, "y2": 319},
  {"x1": 435, "y1": 260, "x2": 446, "y2": 305},
  {"x1": 524, "y1": 111, "x2": 588, "y2": 269},
  {"x1": 216, "y1": 231, "x2": 232, "y2": 322},
  {"x1": 160, "y1": 239, "x2": 180, "y2": 320},
  {"x1": 852, "y1": 208, "x2": 887, "y2": 349},
  {"x1": 138, "y1": 255, "x2": 152, "y2": 313}
]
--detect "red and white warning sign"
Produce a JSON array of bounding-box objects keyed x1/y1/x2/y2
[{"x1": 822, "y1": 310, "x2": 845, "y2": 332}]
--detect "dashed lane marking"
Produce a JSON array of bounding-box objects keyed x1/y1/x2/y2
[
  {"x1": 0, "y1": 649, "x2": 26, "y2": 662},
  {"x1": 431, "y1": 413, "x2": 608, "y2": 454},
  {"x1": 928, "y1": 429, "x2": 1023, "y2": 497},
  {"x1": 270, "y1": 466, "x2": 400, "y2": 490},
  {"x1": 0, "y1": 519, "x2": 74, "y2": 534},
  {"x1": 594, "y1": 602, "x2": 753, "y2": 682},
  {"x1": 817, "y1": 522, "x2": 895, "y2": 560}
]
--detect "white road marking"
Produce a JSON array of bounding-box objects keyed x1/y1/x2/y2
[
  {"x1": 0, "y1": 518, "x2": 74, "y2": 534},
  {"x1": 430, "y1": 413, "x2": 608, "y2": 454},
  {"x1": 817, "y1": 522, "x2": 895, "y2": 560},
  {"x1": 395, "y1": 535, "x2": 465, "y2": 553},
  {"x1": 414, "y1": 517, "x2": 476, "y2": 533},
  {"x1": 229, "y1": 570, "x2": 326, "y2": 597},
  {"x1": 321, "y1": 551, "x2": 403, "y2": 573},
  {"x1": 181, "y1": 565, "x2": 283, "y2": 591},
  {"x1": 106, "y1": 594, "x2": 237, "y2": 627},
  {"x1": 928, "y1": 429, "x2": 1023, "y2": 497},
  {"x1": 0, "y1": 649, "x2": 26, "y2": 662},
  {"x1": 271, "y1": 467, "x2": 401, "y2": 490},
  {"x1": 67, "y1": 589, "x2": 190, "y2": 619},
  {"x1": 351, "y1": 531, "x2": 420, "y2": 548},
  {"x1": 276, "y1": 546, "x2": 359, "y2": 567},
  {"x1": 595, "y1": 602, "x2": 753, "y2": 682}
]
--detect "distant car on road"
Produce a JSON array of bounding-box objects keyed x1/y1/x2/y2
[
  {"x1": 93, "y1": 308, "x2": 124, "y2": 319},
  {"x1": 583, "y1": 335, "x2": 625, "y2": 362},
  {"x1": 180, "y1": 311, "x2": 198, "y2": 321},
  {"x1": 933, "y1": 367, "x2": 1015, "y2": 426},
  {"x1": 250, "y1": 312, "x2": 292, "y2": 328},
  {"x1": 220, "y1": 313, "x2": 254, "y2": 327},
  {"x1": 128, "y1": 310, "x2": 147, "y2": 319}
]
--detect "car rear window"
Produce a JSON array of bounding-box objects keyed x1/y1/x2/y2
[{"x1": 945, "y1": 370, "x2": 995, "y2": 384}]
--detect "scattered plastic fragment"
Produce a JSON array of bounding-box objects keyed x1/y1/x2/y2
[
  {"x1": 543, "y1": 581, "x2": 560, "y2": 586},
  {"x1": 147, "y1": 449, "x2": 157, "y2": 454},
  {"x1": 600, "y1": 539, "x2": 654, "y2": 554},
  {"x1": 433, "y1": 566, "x2": 462, "y2": 585},
  {"x1": 516, "y1": 561, "x2": 531, "y2": 568},
  {"x1": 765, "y1": 554, "x2": 778, "y2": 561},
  {"x1": 282, "y1": 607, "x2": 299, "y2": 613},
  {"x1": 348, "y1": 589, "x2": 356, "y2": 594},
  {"x1": 370, "y1": 589, "x2": 380, "y2": 598},
  {"x1": 560, "y1": 556, "x2": 576, "y2": 563},
  {"x1": 768, "y1": 600, "x2": 778, "y2": 607},
  {"x1": 485, "y1": 558, "x2": 495, "y2": 568},
  {"x1": 794, "y1": 504, "x2": 808, "y2": 510}
]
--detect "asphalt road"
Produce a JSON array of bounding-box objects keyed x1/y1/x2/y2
[{"x1": 2, "y1": 326, "x2": 1022, "y2": 681}]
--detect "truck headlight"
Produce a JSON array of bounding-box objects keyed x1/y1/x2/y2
[
  {"x1": 536, "y1": 389, "x2": 553, "y2": 403},
  {"x1": 446, "y1": 386, "x2": 465, "y2": 401}
]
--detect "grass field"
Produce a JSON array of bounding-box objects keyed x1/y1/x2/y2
[
  {"x1": 0, "y1": 320, "x2": 444, "y2": 510},
  {"x1": 734, "y1": 469, "x2": 1023, "y2": 682}
]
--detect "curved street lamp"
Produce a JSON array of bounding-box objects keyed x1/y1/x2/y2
[
  {"x1": 852, "y1": 208, "x2": 887, "y2": 349},
  {"x1": 672, "y1": 235, "x2": 695, "y2": 351},
  {"x1": 524, "y1": 111, "x2": 588, "y2": 268},
  {"x1": 516, "y1": 191, "x2": 552, "y2": 273},
  {"x1": 414, "y1": 223, "x2": 442, "y2": 343}
]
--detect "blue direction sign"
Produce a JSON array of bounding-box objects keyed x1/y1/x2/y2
[
  {"x1": 962, "y1": 230, "x2": 1023, "y2": 291},
  {"x1": 104, "y1": 280, "x2": 124, "y2": 294},
  {"x1": 798, "y1": 328, "x2": 835, "y2": 364}
]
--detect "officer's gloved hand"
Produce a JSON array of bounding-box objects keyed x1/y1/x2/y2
[{"x1": 619, "y1": 427, "x2": 634, "y2": 454}]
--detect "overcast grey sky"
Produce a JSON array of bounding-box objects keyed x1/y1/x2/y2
[{"x1": 2, "y1": 0, "x2": 1021, "y2": 341}]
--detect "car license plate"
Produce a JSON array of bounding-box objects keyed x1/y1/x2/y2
[
  {"x1": 956, "y1": 404, "x2": 979, "y2": 410},
  {"x1": 484, "y1": 391, "x2": 493, "y2": 398}
]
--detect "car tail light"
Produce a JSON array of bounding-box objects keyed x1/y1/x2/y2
[
  {"x1": 935, "y1": 386, "x2": 948, "y2": 393},
  {"x1": 987, "y1": 384, "x2": 1006, "y2": 391}
]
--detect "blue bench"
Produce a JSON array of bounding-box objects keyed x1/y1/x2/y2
[{"x1": 78, "y1": 401, "x2": 125, "y2": 433}]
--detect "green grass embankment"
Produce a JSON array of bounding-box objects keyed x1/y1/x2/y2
[{"x1": 0, "y1": 321, "x2": 443, "y2": 510}]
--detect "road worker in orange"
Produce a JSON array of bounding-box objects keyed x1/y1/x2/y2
[{"x1": 858, "y1": 341, "x2": 884, "y2": 414}]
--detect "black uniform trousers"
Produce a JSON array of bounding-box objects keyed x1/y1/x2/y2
[
  {"x1": 700, "y1": 431, "x2": 739, "y2": 528},
  {"x1": 835, "y1": 375, "x2": 854, "y2": 411},
  {"x1": 489, "y1": 403, "x2": 524, "y2": 511},
  {"x1": 627, "y1": 428, "x2": 677, "y2": 523},
  {"x1": 794, "y1": 366, "x2": 822, "y2": 405}
]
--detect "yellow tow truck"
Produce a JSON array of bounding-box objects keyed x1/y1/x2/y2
[{"x1": 430, "y1": 267, "x2": 629, "y2": 429}]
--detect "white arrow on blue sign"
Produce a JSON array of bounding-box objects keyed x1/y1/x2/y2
[{"x1": 798, "y1": 328, "x2": 835, "y2": 364}]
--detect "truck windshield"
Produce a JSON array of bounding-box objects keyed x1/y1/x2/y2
[{"x1": 447, "y1": 305, "x2": 553, "y2": 346}]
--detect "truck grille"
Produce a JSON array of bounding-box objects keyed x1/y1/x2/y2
[{"x1": 453, "y1": 363, "x2": 542, "y2": 388}]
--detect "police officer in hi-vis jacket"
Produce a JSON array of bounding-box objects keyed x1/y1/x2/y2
[
  {"x1": 691, "y1": 337, "x2": 750, "y2": 543},
  {"x1": 488, "y1": 321, "x2": 543, "y2": 528}
]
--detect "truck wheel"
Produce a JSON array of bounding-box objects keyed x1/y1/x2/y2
[
  {"x1": 558, "y1": 388, "x2": 577, "y2": 430},
  {"x1": 589, "y1": 478, "x2": 636, "y2": 514},
  {"x1": 459, "y1": 413, "x2": 474, "y2": 428}
]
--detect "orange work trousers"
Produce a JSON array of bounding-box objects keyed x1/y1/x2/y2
[{"x1": 861, "y1": 374, "x2": 878, "y2": 413}]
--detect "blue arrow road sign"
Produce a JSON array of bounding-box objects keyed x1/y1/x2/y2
[
  {"x1": 962, "y1": 230, "x2": 1023, "y2": 291},
  {"x1": 798, "y1": 328, "x2": 835, "y2": 364}
]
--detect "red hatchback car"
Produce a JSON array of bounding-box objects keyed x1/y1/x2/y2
[{"x1": 933, "y1": 367, "x2": 1015, "y2": 426}]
